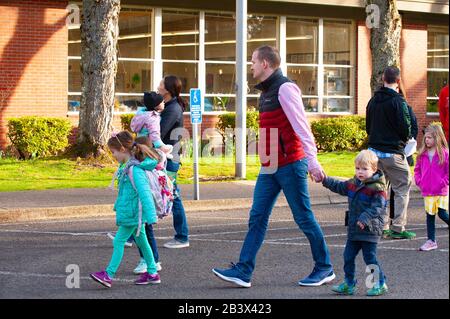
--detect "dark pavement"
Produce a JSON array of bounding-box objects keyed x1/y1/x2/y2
[{"x1": 0, "y1": 198, "x2": 447, "y2": 300}]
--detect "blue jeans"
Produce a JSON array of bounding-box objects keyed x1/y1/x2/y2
[
  {"x1": 235, "y1": 159, "x2": 332, "y2": 280},
  {"x1": 343, "y1": 240, "x2": 385, "y2": 286},
  {"x1": 427, "y1": 208, "x2": 449, "y2": 241},
  {"x1": 137, "y1": 223, "x2": 159, "y2": 263},
  {"x1": 166, "y1": 159, "x2": 189, "y2": 243}
]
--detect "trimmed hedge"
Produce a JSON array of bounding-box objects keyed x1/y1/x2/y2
[
  {"x1": 311, "y1": 115, "x2": 368, "y2": 152},
  {"x1": 216, "y1": 111, "x2": 259, "y2": 141},
  {"x1": 7, "y1": 117, "x2": 72, "y2": 159}
]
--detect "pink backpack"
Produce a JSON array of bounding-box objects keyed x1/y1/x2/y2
[{"x1": 128, "y1": 164, "x2": 174, "y2": 220}]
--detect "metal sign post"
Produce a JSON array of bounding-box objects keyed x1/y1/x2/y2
[{"x1": 190, "y1": 88, "x2": 202, "y2": 200}]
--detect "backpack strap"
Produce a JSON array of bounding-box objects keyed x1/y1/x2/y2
[{"x1": 128, "y1": 166, "x2": 143, "y2": 238}]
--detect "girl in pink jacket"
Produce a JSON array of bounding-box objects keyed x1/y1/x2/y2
[
  {"x1": 414, "y1": 123, "x2": 449, "y2": 251},
  {"x1": 131, "y1": 92, "x2": 173, "y2": 159}
]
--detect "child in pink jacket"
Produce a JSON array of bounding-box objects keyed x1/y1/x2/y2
[
  {"x1": 131, "y1": 92, "x2": 173, "y2": 159},
  {"x1": 414, "y1": 123, "x2": 449, "y2": 251}
]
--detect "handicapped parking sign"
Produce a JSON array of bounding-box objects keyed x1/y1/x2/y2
[{"x1": 190, "y1": 88, "x2": 202, "y2": 125}]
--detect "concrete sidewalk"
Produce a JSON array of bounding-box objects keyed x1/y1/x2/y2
[{"x1": 0, "y1": 181, "x2": 422, "y2": 223}]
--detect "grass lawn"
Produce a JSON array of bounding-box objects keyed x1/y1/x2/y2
[{"x1": 0, "y1": 151, "x2": 362, "y2": 192}]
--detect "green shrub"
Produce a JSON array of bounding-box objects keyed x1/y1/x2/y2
[
  {"x1": 311, "y1": 116, "x2": 368, "y2": 152},
  {"x1": 216, "y1": 111, "x2": 259, "y2": 146},
  {"x1": 120, "y1": 113, "x2": 134, "y2": 132},
  {"x1": 7, "y1": 117, "x2": 72, "y2": 159}
]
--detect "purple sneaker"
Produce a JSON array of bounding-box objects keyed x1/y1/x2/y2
[
  {"x1": 135, "y1": 272, "x2": 161, "y2": 285},
  {"x1": 90, "y1": 270, "x2": 112, "y2": 288}
]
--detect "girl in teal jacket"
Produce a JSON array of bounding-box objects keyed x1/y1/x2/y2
[{"x1": 90, "y1": 131, "x2": 161, "y2": 288}]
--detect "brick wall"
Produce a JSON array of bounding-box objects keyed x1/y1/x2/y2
[
  {"x1": 0, "y1": 0, "x2": 68, "y2": 149},
  {"x1": 356, "y1": 21, "x2": 372, "y2": 116},
  {"x1": 356, "y1": 21, "x2": 434, "y2": 144},
  {"x1": 400, "y1": 24, "x2": 430, "y2": 142}
]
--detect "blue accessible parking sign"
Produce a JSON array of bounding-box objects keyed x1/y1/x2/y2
[{"x1": 190, "y1": 88, "x2": 202, "y2": 124}]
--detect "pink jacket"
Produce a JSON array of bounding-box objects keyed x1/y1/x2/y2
[
  {"x1": 130, "y1": 110, "x2": 162, "y2": 146},
  {"x1": 414, "y1": 149, "x2": 449, "y2": 196},
  {"x1": 278, "y1": 83, "x2": 322, "y2": 173}
]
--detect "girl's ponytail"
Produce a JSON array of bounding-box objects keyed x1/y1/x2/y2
[{"x1": 134, "y1": 136, "x2": 161, "y2": 162}]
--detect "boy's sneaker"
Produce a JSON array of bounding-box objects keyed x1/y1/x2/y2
[
  {"x1": 135, "y1": 272, "x2": 161, "y2": 285},
  {"x1": 389, "y1": 230, "x2": 416, "y2": 240},
  {"x1": 134, "y1": 259, "x2": 162, "y2": 274},
  {"x1": 298, "y1": 269, "x2": 336, "y2": 287},
  {"x1": 163, "y1": 239, "x2": 189, "y2": 249},
  {"x1": 367, "y1": 283, "x2": 388, "y2": 296},
  {"x1": 331, "y1": 281, "x2": 357, "y2": 295},
  {"x1": 419, "y1": 240, "x2": 438, "y2": 251},
  {"x1": 212, "y1": 264, "x2": 251, "y2": 288},
  {"x1": 90, "y1": 270, "x2": 112, "y2": 288},
  {"x1": 107, "y1": 232, "x2": 133, "y2": 247}
]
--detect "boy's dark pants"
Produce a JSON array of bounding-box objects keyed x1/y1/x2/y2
[{"x1": 343, "y1": 240, "x2": 385, "y2": 287}]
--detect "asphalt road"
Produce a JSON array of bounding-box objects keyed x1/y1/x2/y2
[{"x1": 0, "y1": 199, "x2": 448, "y2": 300}]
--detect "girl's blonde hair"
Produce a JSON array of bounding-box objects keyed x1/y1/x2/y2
[
  {"x1": 107, "y1": 131, "x2": 161, "y2": 162},
  {"x1": 417, "y1": 123, "x2": 448, "y2": 165}
]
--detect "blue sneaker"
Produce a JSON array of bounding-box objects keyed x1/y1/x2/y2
[
  {"x1": 298, "y1": 268, "x2": 336, "y2": 287},
  {"x1": 212, "y1": 263, "x2": 251, "y2": 288}
]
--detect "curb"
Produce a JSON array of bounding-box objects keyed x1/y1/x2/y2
[{"x1": 0, "y1": 192, "x2": 422, "y2": 224}]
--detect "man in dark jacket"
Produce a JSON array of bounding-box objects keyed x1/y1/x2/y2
[{"x1": 366, "y1": 66, "x2": 414, "y2": 240}]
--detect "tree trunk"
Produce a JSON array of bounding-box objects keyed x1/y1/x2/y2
[
  {"x1": 366, "y1": 0, "x2": 402, "y2": 94},
  {"x1": 77, "y1": 0, "x2": 120, "y2": 157}
]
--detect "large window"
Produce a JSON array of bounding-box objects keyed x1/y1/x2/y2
[
  {"x1": 322, "y1": 20, "x2": 353, "y2": 113},
  {"x1": 68, "y1": 7, "x2": 355, "y2": 114},
  {"x1": 68, "y1": 6, "x2": 153, "y2": 112},
  {"x1": 205, "y1": 13, "x2": 236, "y2": 112},
  {"x1": 286, "y1": 18, "x2": 319, "y2": 111},
  {"x1": 427, "y1": 26, "x2": 449, "y2": 113},
  {"x1": 162, "y1": 10, "x2": 199, "y2": 111}
]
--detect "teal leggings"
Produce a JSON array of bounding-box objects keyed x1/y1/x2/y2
[{"x1": 106, "y1": 225, "x2": 157, "y2": 278}]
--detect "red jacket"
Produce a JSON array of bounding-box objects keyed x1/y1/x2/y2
[{"x1": 439, "y1": 84, "x2": 449, "y2": 140}]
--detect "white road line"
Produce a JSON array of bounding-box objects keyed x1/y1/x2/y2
[
  {"x1": 0, "y1": 222, "x2": 344, "y2": 237},
  {"x1": 380, "y1": 234, "x2": 449, "y2": 245},
  {"x1": 0, "y1": 271, "x2": 135, "y2": 283},
  {"x1": 268, "y1": 226, "x2": 448, "y2": 243},
  {"x1": 0, "y1": 229, "x2": 107, "y2": 236},
  {"x1": 267, "y1": 232, "x2": 349, "y2": 242},
  {"x1": 188, "y1": 237, "x2": 449, "y2": 252}
]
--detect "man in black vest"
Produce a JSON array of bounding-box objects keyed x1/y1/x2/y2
[{"x1": 212, "y1": 46, "x2": 334, "y2": 288}]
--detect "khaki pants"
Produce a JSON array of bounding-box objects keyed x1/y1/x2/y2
[{"x1": 378, "y1": 154, "x2": 412, "y2": 233}]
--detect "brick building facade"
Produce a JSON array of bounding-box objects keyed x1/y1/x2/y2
[{"x1": 0, "y1": 0, "x2": 448, "y2": 149}]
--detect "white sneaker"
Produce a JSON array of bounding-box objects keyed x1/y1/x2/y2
[
  {"x1": 134, "y1": 259, "x2": 162, "y2": 274},
  {"x1": 163, "y1": 239, "x2": 190, "y2": 249},
  {"x1": 133, "y1": 258, "x2": 147, "y2": 274},
  {"x1": 107, "y1": 232, "x2": 133, "y2": 248},
  {"x1": 419, "y1": 239, "x2": 438, "y2": 251}
]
